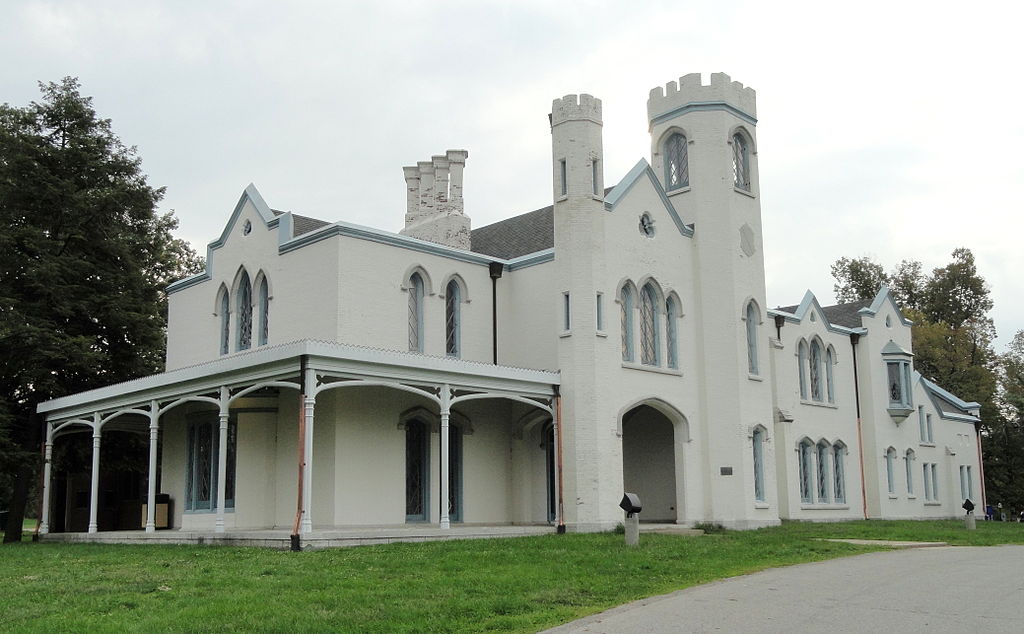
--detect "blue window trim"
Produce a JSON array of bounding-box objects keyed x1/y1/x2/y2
[
  {"x1": 236, "y1": 271, "x2": 252, "y2": 351},
  {"x1": 833, "y1": 444, "x2": 846, "y2": 503},
  {"x1": 885, "y1": 448, "x2": 897, "y2": 494},
  {"x1": 666, "y1": 298, "x2": 679, "y2": 369},
  {"x1": 184, "y1": 415, "x2": 236, "y2": 512},
  {"x1": 445, "y1": 280, "x2": 461, "y2": 358},
  {"x1": 621, "y1": 285, "x2": 635, "y2": 362},
  {"x1": 219, "y1": 290, "x2": 230, "y2": 355},
  {"x1": 257, "y1": 276, "x2": 269, "y2": 346},
  {"x1": 664, "y1": 132, "x2": 689, "y2": 191},
  {"x1": 752, "y1": 428, "x2": 765, "y2": 502},
  {"x1": 745, "y1": 302, "x2": 758, "y2": 375},
  {"x1": 409, "y1": 273, "x2": 425, "y2": 353},
  {"x1": 640, "y1": 284, "x2": 660, "y2": 366}
]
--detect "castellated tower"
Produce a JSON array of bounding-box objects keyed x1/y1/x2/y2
[
  {"x1": 550, "y1": 94, "x2": 611, "y2": 530},
  {"x1": 400, "y1": 150, "x2": 471, "y2": 250},
  {"x1": 648, "y1": 73, "x2": 775, "y2": 527}
]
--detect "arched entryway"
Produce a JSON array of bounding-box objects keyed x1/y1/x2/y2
[{"x1": 620, "y1": 401, "x2": 685, "y2": 522}]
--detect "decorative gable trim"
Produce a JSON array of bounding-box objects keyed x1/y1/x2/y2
[
  {"x1": 603, "y1": 159, "x2": 694, "y2": 238},
  {"x1": 767, "y1": 290, "x2": 862, "y2": 335},
  {"x1": 858, "y1": 284, "x2": 914, "y2": 326}
]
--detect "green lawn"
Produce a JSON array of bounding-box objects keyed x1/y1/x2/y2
[{"x1": 1, "y1": 520, "x2": 1022, "y2": 633}]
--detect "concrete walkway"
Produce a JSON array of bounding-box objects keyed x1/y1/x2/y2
[{"x1": 546, "y1": 545, "x2": 1024, "y2": 633}]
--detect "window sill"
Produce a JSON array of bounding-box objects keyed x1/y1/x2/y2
[
  {"x1": 559, "y1": 331, "x2": 572, "y2": 338},
  {"x1": 621, "y1": 362, "x2": 683, "y2": 377},
  {"x1": 666, "y1": 185, "x2": 691, "y2": 196},
  {"x1": 924, "y1": 501, "x2": 942, "y2": 506},
  {"x1": 596, "y1": 330, "x2": 608, "y2": 338},
  {"x1": 734, "y1": 186, "x2": 756, "y2": 198},
  {"x1": 754, "y1": 502, "x2": 770, "y2": 509},
  {"x1": 888, "y1": 494, "x2": 898, "y2": 499},
  {"x1": 907, "y1": 495, "x2": 917, "y2": 500},
  {"x1": 591, "y1": 194, "x2": 604, "y2": 202},
  {"x1": 799, "y1": 504, "x2": 850, "y2": 511},
  {"x1": 800, "y1": 399, "x2": 838, "y2": 409},
  {"x1": 556, "y1": 195, "x2": 568, "y2": 203},
  {"x1": 919, "y1": 442, "x2": 936, "y2": 448},
  {"x1": 748, "y1": 373, "x2": 763, "y2": 382}
]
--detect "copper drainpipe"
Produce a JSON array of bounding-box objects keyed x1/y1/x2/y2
[
  {"x1": 291, "y1": 355, "x2": 308, "y2": 551},
  {"x1": 554, "y1": 385, "x2": 566, "y2": 534},
  {"x1": 850, "y1": 333, "x2": 868, "y2": 519},
  {"x1": 975, "y1": 421, "x2": 987, "y2": 510}
]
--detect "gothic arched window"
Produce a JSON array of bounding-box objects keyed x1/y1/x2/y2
[
  {"x1": 621, "y1": 284, "x2": 635, "y2": 362},
  {"x1": 445, "y1": 279, "x2": 461, "y2": 358},
  {"x1": 666, "y1": 296, "x2": 680, "y2": 369},
  {"x1": 640, "y1": 283, "x2": 659, "y2": 366},
  {"x1": 664, "y1": 132, "x2": 688, "y2": 190},
  {"x1": 236, "y1": 271, "x2": 252, "y2": 351},
  {"x1": 409, "y1": 273, "x2": 425, "y2": 353},
  {"x1": 732, "y1": 132, "x2": 750, "y2": 191},
  {"x1": 745, "y1": 301, "x2": 759, "y2": 375},
  {"x1": 257, "y1": 276, "x2": 269, "y2": 346}
]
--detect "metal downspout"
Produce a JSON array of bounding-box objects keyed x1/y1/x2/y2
[
  {"x1": 291, "y1": 354, "x2": 309, "y2": 551},
  {"x1": 554, "y1": 385, "x2": 566, "y2": 534},
  {"x1": 851, "y1": 333, "x2": 868, "y2": 519},
  {"x1": 489, "y1": 262, "x2": 503, "y2": 364}
]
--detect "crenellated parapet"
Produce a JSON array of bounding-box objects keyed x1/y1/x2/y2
[
  {"x1": 647, "y1": 72, "x2": 756, "y2": 124},
  {"x1": 550, "y1": 94, "x2": 603, "y2": 128}
]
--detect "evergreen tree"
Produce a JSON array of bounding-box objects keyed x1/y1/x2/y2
[{"x1": 0, "y1": 78, "x2": 203, "y2": 542}]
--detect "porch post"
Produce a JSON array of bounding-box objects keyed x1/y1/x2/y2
[
  {"x1": 301, "y1": 367, "x2": 316, "y2": 534},
  {"x1": 145, "y1": 401, "x2": 159, "y2": 533},
  {"x1": 39, "y1": 423, "x2": 53, "y2": 534},
  {"x1": 88, "y1": 413, "x2": 101, "y2": 534},
  {"x1": 440, "y1": 385, "x2": 451, "y2": 530},
  {"x1": 215, "y1": 387, "x2": 229, "y2": 533}
]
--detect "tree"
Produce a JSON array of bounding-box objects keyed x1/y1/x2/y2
[
  {"x1": 831, "y1": 256, "x2": 887, "y2": 304},
  {"x1": 0, "y1": 78, "x2": 203, "y2": 542},
  {"x1": 992, "y1": 331, "x2": 1024, "y2": 512}
]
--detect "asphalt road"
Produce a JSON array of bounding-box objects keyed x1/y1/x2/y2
[{"x1": 545, "y1": 545, "x2": 1024, "y2": 633}]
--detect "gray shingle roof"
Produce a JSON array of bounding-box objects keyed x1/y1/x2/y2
[
  {"x1": 776, "y1": 298, "x2": 873, "y2": 329},
  {"x1": 272, "y1": 209, "x2": 331, "y2": 236},
  {"x1": 470, "y1": 204, "x2": 554, "y2": 259}
]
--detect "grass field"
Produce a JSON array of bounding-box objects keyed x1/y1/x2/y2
[{"x1": 1, "y1": 520, "x2": 1022, "y2": 633}]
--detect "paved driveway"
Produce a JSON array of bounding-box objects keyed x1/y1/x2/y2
[{"x1": 545, "y1": 545, "x2": 1024, "y2": 633}]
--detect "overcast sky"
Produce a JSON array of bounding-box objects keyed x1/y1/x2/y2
[{"x1": 3, "y1": 0, "x2": 1021, "y2": 348}]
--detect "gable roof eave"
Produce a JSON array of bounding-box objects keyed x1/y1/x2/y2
[{"x1": 603, "y1": 158, "x2": 693, "y2": 238}]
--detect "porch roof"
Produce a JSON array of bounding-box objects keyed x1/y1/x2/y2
[{"x1": 37, "y1": 339, "x2": 560, "y2": 423}]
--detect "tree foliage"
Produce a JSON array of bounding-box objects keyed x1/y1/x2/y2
[{"x1": 0, "y1": 78, "x2": 203, "y2": 541}]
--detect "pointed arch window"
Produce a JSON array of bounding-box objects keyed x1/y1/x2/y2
[
  {"x1": 885, "y1": 447, "x2": 897, "y2": 494},
  {"x1": 257, "y1": 276, "x2": 269, "y2": 346},
  {"x1": 798, "y1": 341, "x2": 809, "y2": 399},
  {"x1": 621, "y1": 284, "x2": 635, "y2": 362},
  {"x1": 409, "y1": 273, "x2": 425, "y2": 353},
  {"x1": 219, "y1": 289, "x2": 230, "y2": 355},
  {"x1": 833, "y1": 443, "x2": 846, "y2": 503},
  {"x1": 745, "y1": 301, "x2": 759, "y2": 375},
  {"x1": 816, "y1": 441, "x2": 831, "y2": 503},
  {"x1": 809, "y1": 340, "x2": 823, "y2": 401},
  {"x1": 666, "y1": 296, "x2": 680, "y2": 369},
  {"x1": 905, "y1": 449, "x2": 916, "y2": 495},
  {"x1": 732, "y1": 132, "x2": 750, "y2": 191},
  {"x1": 445, "y1": 279, "x2": 461, "y2": 358},
  {"x1": 752, "y1": 427, "x2": 766, "y2": 502},
  {"x1": 640, "y1": 283, "x2": 659, "y2": 366},
  {"x1": 825, "y1": 347, "x2": 835, "y2": 403},
  {"x1": 798, "y1": 439, "x2": 814, "y2": 503},
  {"x1": 664, "y1": 132, "x2": 689, "y2": 190},
  {"x1": 236, "y1": 271, "x2": 252, "y2": 351}
]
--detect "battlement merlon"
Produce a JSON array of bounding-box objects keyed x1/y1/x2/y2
[
  {"x1": 647, "y1": 72, "x2": 756, "y2": 124},
  {"x1": 549, "y1": 94, "x2": 603, "y2": 128}
]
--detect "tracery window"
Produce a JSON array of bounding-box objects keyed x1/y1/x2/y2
[
  {"x1": 798, "y1": 341, "x2": 809, "y2": 399},
  {"x1": 666, "y1": 297, "x2": 680, "y2": 369},
  {"x1": 905, "y1": 449, "x2": 915, "y2": 495},
  {"x1": 798, "y1": 439, "x2": 814, "y2": 504},
  {"x1": 219, "y1": 288, "x2": 230, "y2": 355},
  {"x1": 621, "y1": 284, "x2": 635, "y2": 362},
  {"x1": 746, "y1": 301, "x2": 759, "y2": 375},
  {"x1": 825, "y1": 347, "x2": 835, "y2": 403},
  {"x1": 236, "y1": 271, "x2": 252, "y2": 351},
  {"x1": 833, "y1": 443, "x2": 846, "y2": 503},
  {"x1": 640, "y1": 283, "x2": 659, "y2": 366},
  {"x1": 809, "y1": 340, "x2": 823, "y2": 401},
  {"x1": 732, "y1": 132, "x2": 750, "y2": 191},
  {"x1": 445, "y1": 279, "x2": 461, "y2": 358},
  {"x1": 408, "y1": 273, "x2": 425, "y2": 353},
  {"x1": 886, "y1": 447, "x2": 897, "y2": 494},
  {"x1": 816, "y1": 441, "x2": 831, "y2": 503},
  {"x1": 752, "y1": 427, "x2": 766, "y2": 502},
  {"x1": 664, "y1": 132, "x2": 689, "y2": 190},
  {"x1": 185, "y1": 416, "x2": 236, "y2": 511},
  {"x1": 257, "y1": 276, "x2": 269, "y2": 346}
]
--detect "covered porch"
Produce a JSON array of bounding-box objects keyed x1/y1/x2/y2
[{"x1": 37, "y1": 340, "x2": 563, "y2": 543}]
